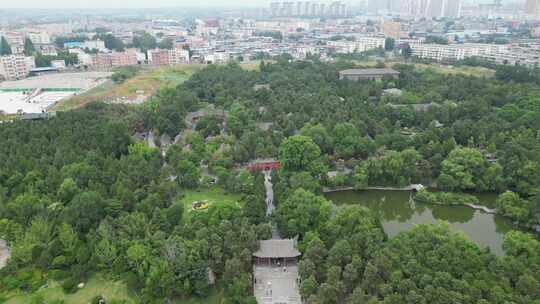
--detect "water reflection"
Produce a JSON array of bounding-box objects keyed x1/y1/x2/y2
[
  {"x1": 431, "y1": 204, "x2": 475, "y2": 223},
  {"x1": 325, "y1": 190, "x2": 514, "y2": 256}
]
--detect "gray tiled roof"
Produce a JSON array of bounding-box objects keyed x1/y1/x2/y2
[{"x1": 339, "y1": 68, "x2": 400, "y2": 76}]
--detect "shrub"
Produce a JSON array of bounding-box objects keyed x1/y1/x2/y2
[
  {"x1": 61, "y1": 277, "x2": 78, "y2": 294},
  {"x1": 415, "y1": 190, "x2": 479, "y2": 206},
  {"x1": 50, "y1": 269, "x2": 69, "y2": 281}
]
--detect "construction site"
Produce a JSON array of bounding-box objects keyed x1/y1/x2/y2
[{"x1": 0, "y1": 72, "x2": 110, "y2": 115}]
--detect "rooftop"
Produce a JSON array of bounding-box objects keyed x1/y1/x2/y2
[
  {"x1": 253, "y1": 239, "x2": 301, "y2": 259},
  {"x1": 339, "y1": 68, "x2": 400, "y2": 76}
]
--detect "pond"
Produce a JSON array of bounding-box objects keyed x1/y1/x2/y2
[{"x1": 325, "y1": 190, "x2": 514, "y2": 256}]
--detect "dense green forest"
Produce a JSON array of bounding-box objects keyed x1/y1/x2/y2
[{"x1": 1, "y1": 59, "x2": 540, "y2": 303}]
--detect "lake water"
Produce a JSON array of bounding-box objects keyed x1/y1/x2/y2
[{"x1": 325, "y1": 190, "x2": 514, "y2": 256}]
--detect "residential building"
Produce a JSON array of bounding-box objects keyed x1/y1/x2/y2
[
  {"x1": 90, "y1": 53, "x2": 113, "y2": 69},
  {"x1": 269, "y1": 1, "x2": 349, "y2": 17},
  {"x1": 148, "y1": 49, "x2": 170, "y2": 65},
  {"x1": 83, "y1": 40, "x2": 106, "y2": 51},
  {"x1": 1, "y1": 31, "x2": 24, "y2": 46},
  {"x1": 168, "y1": 48, "x2": 190, "y2": 65},
  {"x1": 0, "y1": 55, "x2": 35, "y2": 80},
  {"x1": 69, "y1": 49, "x2": 93, "y2": 66},
  {"x1": 327, "y1": 37, "x2": 385, "y2": 54},
  {"x1": 111, "y1": 51, "x2": 138, "y2": 67},
  {"x1": 204, "y1": 52, "x2": 230, "y2": 64},
  {"x1": 400, "y1": 0, "x2": 462, "y2": 18},
  {"x1": 401, "y1": 0, "x2": 430, "y2": 16},
  {"x1": 526, "y1": 0, "x2": 540, "y2": 19},
  {"x1": 89, "y1": 51, "x2": 138, "y2": 69},
  {"x1": 410, "y1": 43, "x2": 507, "y2": 62},
  {"x1": 383, "y1": 21, "x2": 401, "y2": 39},
  {"x1": 39, "y1": 45, "x2": 58, "y2": 56},
  {"x1": 26, "y1": 31, "x2": 51, "y2": 44}
]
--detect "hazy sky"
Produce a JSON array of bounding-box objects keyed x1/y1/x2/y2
[
  {"x1": 0, "y1": 0, "x2": 513, "y2": 9},
  {"x1": 2, "y1": 0, "x2": 274, "y2": 9}
]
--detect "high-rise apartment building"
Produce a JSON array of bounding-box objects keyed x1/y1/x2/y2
[
  {"x1": 400, "y1": 0, "x2": 461, "y2": 18},
  {"x1": 526, "y1": 0, "x2": 540, "y2": 19},
  {"x1": 269, "y1": 1, "x2": 348, "y2": 17}
]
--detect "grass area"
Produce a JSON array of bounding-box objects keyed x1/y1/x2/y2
[
  {"x1": 3, "y1": 274, "x2": 135, "y2": 304},
  {"x1": 181, "y1": 187, "x2": 243, "y2": 213},
  {"x1": 3, "y1": 272, "x2": 225, "y2": 304},
  {"x1": 414, "y1": 63, "x2": 495, "y2": 78},
  {"x1": 52, "y1": 62, "x2": 264, "y2": 112},
  {"x1": 51, "y1": 65, "x2": 205, "y2": 112},
  {"x1": 173, "y1": 289, "x2": 224, "y2": 304},
  {"x1": 0, "y1": 114, "x2": 17, "y2": 122}
]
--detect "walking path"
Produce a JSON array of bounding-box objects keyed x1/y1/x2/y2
[
  {"x1": 263, "y1": 171, "x2": 280, "y2": 239},
  {"x1": 254, "y1": 170, "x2": 301, "y2": 304},
  {"x1": 0, "y1": 239, "x2": 10, "y2": 269}
]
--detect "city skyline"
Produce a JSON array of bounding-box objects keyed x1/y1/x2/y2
[{"x1": 0, "y1": 0, "x2": 521, "y2": 9}]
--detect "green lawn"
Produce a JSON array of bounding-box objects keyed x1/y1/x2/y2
[
  {"x1": 414, "y1": 63, "x2": 495, "y2": 78},
  {"x1": 4, "y1": 274, "x2": 135, "y2": 304},
  {"x1": 181, "y1": 188, "x2": 243, "y2": 213},
  {"x1": 3, "y1": 273, "x2": 225, "y2": 304},
  {"x1": 173, "y1": 288, "x2": 224, "y2": 304}
]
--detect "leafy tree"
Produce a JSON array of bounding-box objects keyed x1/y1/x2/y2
[
  {"x1": 0, "y1": 37, "x2": 12, "y2": 55},
  {"x1": 94, "y1": 33, "x2": 124, "y2": 51},
  {"x1": 496, "y1": 192, "x2": 531, "y2": 222},
  {"x1": 157, "y1": 38, "x2": 174, "y2": 50},
  {"x1": 133, "y1": 32, "x2": 157, "y2": 53},
  {"x1": 278, "y1": 135, "x2": 326, "y2": 177},
  {"x1": 176, "y1": 160, "x2": 200, "y2": 189},
  {"x1": 23, "y1": 38, "x2": 35, "y2": 56},
  {"x1": 384, "y1": 38, "x2": 395, "y2": 51},
  {"x1": 439, "y1": 148, "x2": 496, "y2": 191},
  {"x1": 275, "y1": 189, "x2": 332, "y2": 238}
]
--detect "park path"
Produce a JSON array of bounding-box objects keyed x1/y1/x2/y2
[
  {"x1": 0, "y1": 239, "x2": 10, "y2": 269},
  {"x1": 263, "y1": 171, "x2": 281, "y2": 239},
  {"x1": 254, "y1": 171, "x2": 301, "y2": 304}
]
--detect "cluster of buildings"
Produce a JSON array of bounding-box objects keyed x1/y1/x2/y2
[
  {"x1": 269, "y1": 1, "x2": 350, "y2": 18},
  {"x1": 1, "y1": 3, "x2": 540, "y2": 81},
  {"x1": 365, "y1": 0, "x2": 540, "y2": 20},
  {"x1": 367, "y1": 0, "x2": 463, "y2": 18},
  {"x1": 409, "y1": 41, "x2": 540, "y2": 67}
]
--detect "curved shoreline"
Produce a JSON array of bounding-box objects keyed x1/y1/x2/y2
[
  {"x1": 325, "y1": 187, "x2": 498, "y2": 215},
  {"x1": 324, "y1": 185, "x2": 424, "y2": 193}
]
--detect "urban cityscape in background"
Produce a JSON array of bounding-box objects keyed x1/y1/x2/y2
[{"x1": 0, "y1": 0, "x2": 539, "y2": 114}]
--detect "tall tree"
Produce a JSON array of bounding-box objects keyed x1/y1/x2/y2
[
  {"x1": 384, "y1": 38, "x2": 395, "y2": 51},
  {"x1": 278, "y1": 135, "x2": 326, "y2": 177},
  {"x1": 0, "y1": 37, "x2": 12, "y2": 55},
  {"x1": 23, "y1": 38, "x2": 35, "y2": 56}
]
